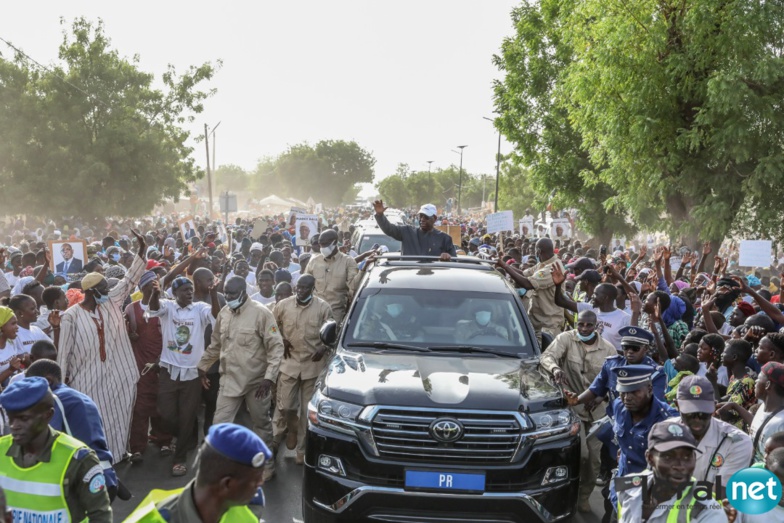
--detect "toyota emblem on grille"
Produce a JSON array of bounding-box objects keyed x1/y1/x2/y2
[{"x1": 429, "y1": 418, "x2": 463, "y2": 442}]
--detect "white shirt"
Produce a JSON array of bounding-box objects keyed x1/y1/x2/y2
[
  {"x1": 577, "y1": 302, "x2": 632, "y2": 351},
  {"x1": 677, "y1": 416, "x2": 752, "y2": 483},
  {"x1": 0, "y1": 342, "x2": 21, "y2": 377},
  {"x1": 13, "y1": 325, "x2": 50, "y2": 355},
  {"x1": 250, "y1": 292, "x2": 276, "y2": 306},
  {"x1": 749, "y1": 405, "x2": 784, "y2": 462},
  {"x1": 147, "y1": 300, "x2": 215, "y2": 381}
]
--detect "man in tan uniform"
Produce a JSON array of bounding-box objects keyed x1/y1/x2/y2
[
  {"x1": 198, "y1": 276, "x2": 284, "y2": 481},
  {"x1": 540, "y1": 309, "x2": 617, "y2": 512},
  {"x1": 304, "y1": 229, "x2": 362, "y2": 323},
  {"x1": 272, "y1": 275, "x2": 334, "y2": 464}
]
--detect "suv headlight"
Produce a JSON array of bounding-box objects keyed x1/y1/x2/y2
[
  {"x1": 308, "y1": 389, "x2": 366, "y2": 435},
  {"x1": 527, "y1": 409, "x2": 580, "y2": 441}
]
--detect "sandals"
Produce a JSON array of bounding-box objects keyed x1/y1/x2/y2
[
  {"x1": 172, "y1": 463, "x2": 187, "y2": 477},
  {"x1": 160, "y1": 445, "x2": 173, "y2": 457}
]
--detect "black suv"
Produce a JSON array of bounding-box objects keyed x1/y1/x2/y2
[{"x1": 303, "y1": 256, "x2": 580, "y2": 523}]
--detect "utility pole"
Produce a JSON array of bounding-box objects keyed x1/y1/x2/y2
[
  {"x1": 427, "y1": 160, "x2": 434, "y2": 172},
  {"x1": 204, "y1": 123, "x2": 213, "y2": 218},
  {"x1": 456, "y1": 145, "x2": 467, "y2": 215},
  {"x1": 483, "y1": 116, "x2": 502, "y2": 213}
]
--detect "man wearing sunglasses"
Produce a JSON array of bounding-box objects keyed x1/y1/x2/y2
[{"x1": 675, "y1": 375, "x2": 752, "y2": 492}]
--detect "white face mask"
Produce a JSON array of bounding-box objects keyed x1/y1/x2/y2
[
  {"x1": 386, "y1": 304, "x2": 403, "y2": 318},
  {"x1": 475, "y1": 311, "x2": 491, "y2": 326},
  {"x1": 321, "y1": 241, "x2": 337, "y2": 258}
]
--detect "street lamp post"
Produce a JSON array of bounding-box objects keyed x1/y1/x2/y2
[
  {"x1": 455, "y1": 145, "x2": 467, "y2": 215},
  {"x1": 483, "y1": 117, "x2": 502, "y2": 213}
]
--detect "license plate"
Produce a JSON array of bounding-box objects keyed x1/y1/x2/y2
[{"x1": 405, "y1": 470, "x2": 485, "y2": 491}]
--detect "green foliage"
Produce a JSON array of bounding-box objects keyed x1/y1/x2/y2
[
  {"x1": 250, "y1": 140, "x2": 375, "y2": 206},
  {"x1": 0, "y1": 18, "x2": 219, "y2": 219},
  {"x1": 212, "y1": 164, "x2": 249, "y2": 193},
  {"x1": 496, "y1": 160, "x2": 536, "y2": 218},
  {"x1": 493, "y1": 0, "x2": 635, "y2": 243},
  {"x1": 376, "y1": 163, "x2": 494, "y2": 212}
]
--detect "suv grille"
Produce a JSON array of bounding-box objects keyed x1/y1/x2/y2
[{"x1": 371, "y1": 408, "x2": 522, "y2": 464}]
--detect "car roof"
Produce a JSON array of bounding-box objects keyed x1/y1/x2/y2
[{"x1": 364, "y1": 259, "x2": 513, "y2": 294}]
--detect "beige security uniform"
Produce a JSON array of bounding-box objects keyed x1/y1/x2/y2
[
  {"x1": 523, "y1": 255, "x2": 564, "y2": 337},
  {"x1": 304, "y1": 252, "x2": 362, "y2": 323}
]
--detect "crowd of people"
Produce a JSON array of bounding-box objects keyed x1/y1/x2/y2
[{"x1": 0, "y1": 201, "x2": 780, "y2": 521}]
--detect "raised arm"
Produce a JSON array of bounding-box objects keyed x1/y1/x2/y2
[
  {"x1": 373, "y1": 200, "x2": 404, "y2": 241},
  {"x1": 732, "y1": 276, "x2": 784, "y2": 325},
  {"x1": 550, "y1": 265, "x2": 579, "y2": 313},
  {"x1": 496, "y1": 259, "x2": 535, "y2": 290}
]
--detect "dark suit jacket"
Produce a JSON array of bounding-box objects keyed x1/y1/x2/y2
[{"x1": 56, "y1": 258, "x2": 83, "y2": 274}]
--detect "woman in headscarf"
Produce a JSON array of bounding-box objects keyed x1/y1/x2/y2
[{"x1": 0, "y1": 306, "x2": 23, "y2": 385}]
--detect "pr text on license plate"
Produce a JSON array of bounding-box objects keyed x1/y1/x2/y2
[{"x1": 405, "y1": 470, "x2": 485, "y2": 491}]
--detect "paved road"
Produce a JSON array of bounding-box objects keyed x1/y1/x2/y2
[{"x1": 113, "y1": 443, "x2": 606, "y2": 522}]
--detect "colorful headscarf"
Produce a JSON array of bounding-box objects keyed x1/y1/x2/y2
[{"x1": 66, "y1": 289, "x2": 84, "y2": 308}]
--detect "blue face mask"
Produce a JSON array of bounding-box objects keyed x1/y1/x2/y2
[
  {"x1": 577, "y1": 331, "x2": 596, "y2": 342},
  {"x1": 386, "y1": 303, "x2": 403, "y2": 317},
  {"x1": 95, "y1": 292, "x2": 110, "y2": 305},
  {"x1": 227, "y1": 291, "x2": 245, "y2": 310},
  {"x1": 297, "y1": 294, "x2": 313, "y2": 305},
  {"x1": 111, "y1": 254, "x2": 120, "y2": 262},
  {"x1": 475, "y1": 311, "x2": 492, "y2": 326}
]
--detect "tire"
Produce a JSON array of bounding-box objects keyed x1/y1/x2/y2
[{"x1": 302, "y1": 499, "x2": 338, "y2": 523}]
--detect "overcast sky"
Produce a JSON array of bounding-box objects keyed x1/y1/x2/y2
[{"x1": 3, "y1": 1, "x2": 518, "y2": 196}]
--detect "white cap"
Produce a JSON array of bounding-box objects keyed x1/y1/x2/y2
[
  {"x1": 418, "y1": 204, "x2": 437, "y2": 217},
  {"x1": 250, "y1": 242, "x2": 264, "y2": 253}
]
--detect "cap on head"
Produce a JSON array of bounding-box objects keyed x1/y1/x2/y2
[
  {"x1": 171, "y1": 277, "x2": 193, "y2": 291},
  {"x1": 0, "y1": 377, "x2": 49, "y2": 412},
  {"x1": 575, "y1": 270, "x2": 602, "y2": 284},
  {"x1": 565, "y1": 257, "x2": 596, "y2": 272},
  {"x1": 81, "y1": 272, "x2": 106, "y2": 291},
  {"x1": 418, "y1": 204, "x2": 437, "y2": 217},
  {"x1": 619, "y1": 326, "x2": 654, "y2": 347},
  {"x1": 676, "y1": 375, "x2": 715, "y2": 414},
  {"x1": 206, "y1": 422, "x2": 272, "y2": 468},
  {"x1": 762, "y1": 362, "x2": 784, "y2": 388},
  {"x1": 648, "y1": 420, "x2": 701, "y2": 453},
  {"x1": 139, "y1": 271, "x2": 157, "y2": 289},
  {"x1": 612, "y1": 364, "x2": 653, "y2": 392},
  {"x1": 250, "y1": 243, "x2": 264, "y2": 253}
]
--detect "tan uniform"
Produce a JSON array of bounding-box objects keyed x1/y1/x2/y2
[
  {"x1": 523, "y1": 255, "x2": 564, "y2": 337},
  {"x1": 198, "y1": 298, "x2": 284, "y2": 453},
  {"x1": 304, "y1": 251, "x2": 362, "y2": 323},
  {"x1": 272, "y1": 296, "x2": 334, "y2": 453},
  {"x1": 540, "y1": 329, "x2": 617, "y2": 504}
]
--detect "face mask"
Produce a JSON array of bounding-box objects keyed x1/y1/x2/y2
[
  {"x1": 577, "y1": 331, "x2": 596, "y2": 342},
  {"x1": 475, "y1": 311, "x2": 491, "y2": 326},
  {"x1": 94, "y1": 291, "x2": 110, "y2": 305},
  {"x1": 297, "y1": 294, "x2": 313, "y2": 305},
  {"x1": 321, "y1": 242, "x2": 337, "y2": 257},
  {"x1": 111, "y1": 254, "x2": 120, "y2": 262},
  {"x1": 386, "y1": 304, "x2": 403, "y2": 318},
  {"x1": 227, "y1": 292, "x2": 245, "y2": 310}
]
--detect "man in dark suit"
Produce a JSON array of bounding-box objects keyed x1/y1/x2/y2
[{"x1": 56, "y1": 243, "x2": 83, "y2": 274}]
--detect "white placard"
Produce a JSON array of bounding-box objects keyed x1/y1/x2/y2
[
  {"x1": 486, "y1": 211, "x2": 514, "y2": 234},
  {"x1": 550, "y1": 218, "x2": 571, "y2": 240},
  {"x1": 739, "y1": 240, "x2": 772, "y2": 268},
  {"x1": 295, "y1": 214, "x2": 319, "y2": 246},
  {"x1": 519, "y1": 217, "x2": 534, "y2": 238}
]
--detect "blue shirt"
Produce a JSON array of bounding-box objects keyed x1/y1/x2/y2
[
  {"x1": 589, "y1": 355, "x2": 666, "y2": 413},
  {"x1": 609, "y1": 395, "x2": 677, "y2": 507},
  {"x1": 49, "y1": 383, "x2": 114, "y2": 467}
]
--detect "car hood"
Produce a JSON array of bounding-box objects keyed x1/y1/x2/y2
[{"x1": 321, "y1": 351, "x2": 562, "y2": 412}]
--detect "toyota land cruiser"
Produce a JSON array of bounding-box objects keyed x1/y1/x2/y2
[{"x1": 303, "y1": 256, "x2": 580, "y2": 523}]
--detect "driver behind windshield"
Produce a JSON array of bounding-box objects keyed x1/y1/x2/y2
[{"x1": 456, "y1": 304, "x2": 509, "y2": 342}]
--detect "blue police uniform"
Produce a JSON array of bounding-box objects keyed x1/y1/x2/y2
[
  {"x1": 48, "y1": 382, "x2": 117, "y2": 492},
  {"x1": 607, "y1": 365, "x2": 678, "y2": 509}
]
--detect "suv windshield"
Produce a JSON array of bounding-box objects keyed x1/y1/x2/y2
[
  {"x1": 346, "y1": 288, "x2": 534, "y2": 357},
  {"x1": 357, "y1": 234, "x2": 401, "y2": 253}
]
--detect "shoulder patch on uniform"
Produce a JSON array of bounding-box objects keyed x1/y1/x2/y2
[
  {"x1": 88, "y1": 473, "x2": 106, "y2": 494},
  {"x1": 82, "y1": 464, "x2": 103, "y2": 483},
  {"x1": 74, "y1": 448, "x2": 92, "y2": 461},
  {"x1": 269, "y1": 325, "x2": 278, "y2": 335},
  {"x1": 727, "y1": 432, "x2": 743, "y2": 442}
]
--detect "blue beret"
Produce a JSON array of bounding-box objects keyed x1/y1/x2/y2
[
  {"x1": 618, "y1": 326, "x2": 654, "y2": 347},
  {"x1": 171, "y1": 277, "x2": 192, "y2": 291},
  {"x1": 0, "y1": 377, "x2": 50, "y2": 412},
  {"x1": 206, "y1": 423, "x2": 272, "y2": 468},
  {"x1": 612, "y1": 364, "x2": 653, "y2": 392}
]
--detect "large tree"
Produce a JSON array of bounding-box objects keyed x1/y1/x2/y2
[
  {"x1": 561, "y1": 0, "x2": 784, "y2": 244},
  {"x1": 262, "y1": 140, "x2": 375, "y2": 206},
  {"x1": 0, "y1": 18, "x2": 218, "y2": 219},
  {"x1": 493, "y1": 0, "x2": 635, "y2": 245},
  {"x1": 376, "y1": 163, "x2": 492, "y2": 211}
]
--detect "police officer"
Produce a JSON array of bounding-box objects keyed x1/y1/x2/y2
[
  {"x1": 125, "y1": 423, "x2": 271, "y2": 522},
  {"x1": 675, "y1": 375, "x2": 752, "y2": 490},
  {"x1": 615, "y1": 420, "x2": 728, "y2": 523},
  {"x1": 608, "y1": 365, "x2": 678, "y2": 511},
  {"x1": 0, "y1": 377, "x2": 112, "y2": 522}
]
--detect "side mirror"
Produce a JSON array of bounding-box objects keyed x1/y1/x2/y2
[{"x1": 320, "y1": 320, "x2": 339, "y2": 347}]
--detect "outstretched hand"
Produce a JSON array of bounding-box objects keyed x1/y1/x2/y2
[
  {"x1": 551, "y1": 264, "x2": 566, "y2": 286},
  {"x1": 372, "y1": 200, "x2": 387, "y2": 215},
  {"x1": 131, "y1": 229, "x2": 147, "y2": 259}
]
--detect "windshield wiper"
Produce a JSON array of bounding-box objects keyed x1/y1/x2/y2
[
  {"x1": 346, "y1": 342, "x2": 431, "y2": 352},
  {"x1": 428, "y1": 345, "x2": 522, "y2": 359}
]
